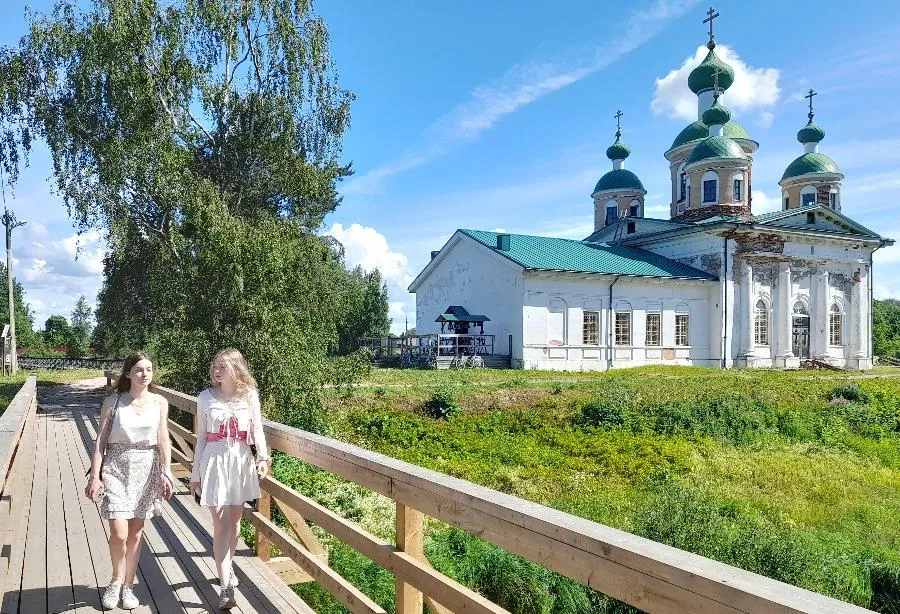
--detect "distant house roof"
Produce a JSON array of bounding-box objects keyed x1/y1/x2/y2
[
  {"x1": 436, "y1": 305, "x2": 490, "y2": 323},
  {"x1": 460, "y1": 230, "x2": 716, "y2": 281}
]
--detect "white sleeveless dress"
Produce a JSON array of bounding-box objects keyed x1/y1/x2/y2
[
  {"x1": 101, "y1": 396, "x2": 165, "y2": 519},
  {"x1": 190, "y1": 389, "x2": 270, "y2": 507}
]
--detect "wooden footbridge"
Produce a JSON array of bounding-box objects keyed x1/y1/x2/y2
[{"x1": 0, "y1": 374, "x2": 874, "y2": 613}]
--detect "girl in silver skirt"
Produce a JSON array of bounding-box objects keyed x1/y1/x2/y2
[{"x1": 85, "y1": 352, "x2": 174, "y2": 610}]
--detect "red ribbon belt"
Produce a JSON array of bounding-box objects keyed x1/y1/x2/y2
[{"x1": 206, "y1": 417, "x2": 248, "y2": 443}]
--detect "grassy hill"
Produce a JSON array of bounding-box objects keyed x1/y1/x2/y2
[{"x1": 268, "y1": 366, "x2": 900, "y2": 613}]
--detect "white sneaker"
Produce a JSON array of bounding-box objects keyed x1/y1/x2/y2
[
  {"x1": 101, "y1": 579, "x2": 122, "y2": 609},
  {"x1": 121, "y1": 586, "x2": 140, "y2": 610}
]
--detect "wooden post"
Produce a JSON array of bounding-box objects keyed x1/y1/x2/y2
[
  {"x1": 395, "y1": 503, "x2": 424, "y2": 614},
  {"x1": 257, "y1": 491, "x2": 272, "y2": 562}
]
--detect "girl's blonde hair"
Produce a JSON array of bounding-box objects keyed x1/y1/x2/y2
[{"x1": 209, "y1": 348, "x2": 258, "y2": 400}]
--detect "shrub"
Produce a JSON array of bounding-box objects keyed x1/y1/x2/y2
[
  {"x1": 830, "y1": 383, "x2": 870, "y2": 404},
  {"x1": 424, "y1": 385, "x2": 461, "y2": 421},
  {"x1": 579, "y1": 386, "x2": 635, "y2": 428}
]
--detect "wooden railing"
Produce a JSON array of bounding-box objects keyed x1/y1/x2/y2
[
  {"x1": 106, "y1": 372, "x2": 872, "y2": 613},
  {"x1": 360, "y1": 334, "x2": 497, "y2": 357},
  {"x1": 0, "y1": 375, "x2": 38, "y2": 575}
]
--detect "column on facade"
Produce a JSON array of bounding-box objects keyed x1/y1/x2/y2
[
  {"x1": 812, "y1": 266, "x2": 829, "y2": 359},
  {"x1": 740, "y1": 259, "x2": 754, "y2": 357},
  {"x1": 852, "y1": 265, "x2": 868, "y2": 359},
  {"x1": 776, "y1": 262, "x2": 793, "y2": 359}
]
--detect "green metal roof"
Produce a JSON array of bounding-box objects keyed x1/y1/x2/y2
[
  {"x1": 460, "y1": 229, "x2": 716, "y2": 280},
  {"x1": 593, "y1": 169, "x2": 644, "y2": 193},
  {"x1": 436, "y1": 306, "x2": 490, "y2": 322},
  {"x1": 669, "y1": 119, "x2": 752, "y2": 150},
  {"x1": 797, "y1": 120, "x2": 825, "y2": 144},
  {"x1": 606, "y1": 140, "x2": 631, "y2": 160},
  {"x1": 688, "y1": 48, "x2": 735, "y2": 94},
  {"x1": 686, "y1": 135, "x2": 747, "y2": 165},
  {"x1": 781, "y1": 152, "x2": 842, "y2": 181}
]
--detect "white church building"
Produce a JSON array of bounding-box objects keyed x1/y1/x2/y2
[{"x1": 408, "y1": 10, "x2": 893, "y2": 371}]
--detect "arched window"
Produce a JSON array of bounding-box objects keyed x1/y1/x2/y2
[
  {"x1": 793, "y1": 300, "x2": 809, "y2": 316},
  {"x1": 702, "y1": 170, "x2": 718, "y2": 204},
  {"x1": 754, "y1": 299, "x2": 769, "y2": 345},
  {"x1": 629, "y1": 199, "x2": 641, "y2": 217},
  {"x1": 678, "y1": 162, "x2": 687, "y2": 202},
  {"x1": 605, "y1": 199, "x2": 618, "y2": 225},
  {"x1": 801, "y1": 185, "x2": 816, "y2": 207},
  {"x1": 733, "y1": 172, "x2": 744, "y2": 202},
  {"x1": 829, "y1": 303, "x2": 843, "y2": 346}
]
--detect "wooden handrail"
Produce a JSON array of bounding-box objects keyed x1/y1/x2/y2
[
  {"x1": 0, "y1": 375, "x2": 38, "y2": 496},
  {"x1": 104, "y1": 371, "x2": 872, "y2": 613}
]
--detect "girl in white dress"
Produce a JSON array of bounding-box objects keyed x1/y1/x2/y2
[
  {"x1": 190, "y1": 348, "x2": 269, "y2": 609},
  {"x1": 85, "y1": 352, "x2": 174, "y2": 610}
]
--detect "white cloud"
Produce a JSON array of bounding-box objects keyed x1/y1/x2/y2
[
  {"x1": 344, "y1": 0, "x2": 700, "y2": 195},
  {"x1": 752, "y1": 190, "x2": 781, "y2": 214},
  {"x1": 651, "y1": 45, "x2": 780, "y2": 123},
  {"x1": 327, "y1": 223, "x2": 413, "y2": 290},
  {"x1": 757, "y1": 112, "x2": 775, "y2": 128}
]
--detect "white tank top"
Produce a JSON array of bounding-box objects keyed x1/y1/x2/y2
[{"x1": 108, "y1": 396, "x2": 159, "y2": 446}]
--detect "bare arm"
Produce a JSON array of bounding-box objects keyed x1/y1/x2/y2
[
  {"x1": 89, "y1": 395, "x2": 117, "y2": 481},
  {"x1": 189, "y1": 391, "x2": 208, "y2": 485},
  {"x1": 251, "y1": 389, "x2": 269, "y2": 462}
]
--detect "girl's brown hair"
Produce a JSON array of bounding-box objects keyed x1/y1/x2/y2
[
  {"x1": 209, "y1": 348, "x2": 258, "y2": 400},
  {"x1": 112, "y1": 352, "x2": 156, "y2": 394}
]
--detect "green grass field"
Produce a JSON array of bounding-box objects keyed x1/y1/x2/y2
[{"x1": 269, "y1": 366, "x2": 900, "y2": 613}]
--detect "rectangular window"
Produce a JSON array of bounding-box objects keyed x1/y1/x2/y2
[
  {"x1": 605, "y1": 208, "x2": 618, "y2": 226},
  {"x1": 806, "y1": 212, "x2": 816, "y2": 224},
  {"x1": 830, "y1": 313, "x2": 843, "y2": 346},
  {"x1": 679, "y1": 175, "x2": 686, "y2": 201},
  {"x1": 802, "y1": 192, "x2": 816, "y2": 206},
  {"x1": 829, "y1": 192, "x2": 837, "y2": 209},
  {"x1": 582, "y1": 311, "x2": 600, "y2": 345},
  {"x1": 645, "y1": 313, "x2": 661, "y2": 346},
  {"x1": 754, "y1": 310, "x2": 768, "y2": 345},
  {"x1": 626, "y1": 221, "x2": 636, "y2": 234},
  {"x1": 784, "y1": 197, "x2": 790, "y2": 208},
  {"x1": 615, "y1": 312, "x2": 631, "y2": 346},
  {"x1": 733, "y1": 179, "x2": 742, "y2": 201},
  {"x1": 703, "y1": 180, "x2": 717, "y2": 203},
  {"x1": 629, "y1": 204, "x2": 639, "y2": 216},
  {"x1": 675, "y1": 314, "x2": 689, "y2": 346}
]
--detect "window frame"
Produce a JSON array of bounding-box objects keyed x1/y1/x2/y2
[
  {"x1": 675, "y1": 313, "x2": 690, "y2": 346},
  {"x1": 645, "y1": 312, "x2": 661, "y2": 347},
  {"x1": 582, "y1": 310, "x2": 600, "y2": 346},
  {"x1": 614, "y1": 311, "x2": 632, "y2": 346},
  {"x1": 829, "y1": 304, "x2": 843, "y2": 346},
  {"x1": 702, "y1": 179, "x2": 717, "y2": 203},
  {"x1": 754, "y1": 299, "x2": 769, "y2": 345}
]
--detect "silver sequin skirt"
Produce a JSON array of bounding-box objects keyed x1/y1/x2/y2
[{"x1": 100, "y1": 443, "x2": 165, "y2": 520}]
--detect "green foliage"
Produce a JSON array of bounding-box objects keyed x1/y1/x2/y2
[
  {"x1": 335, "y1": 266, "x2": 390, "y2": 354},
  {"x1": 42, "y1": 314, "x2": 71, "y2": 347},
  {"x1": 874, "y1": 299, "x2": 900, "y2": 358},
  {"x1": 830, "y1": 382, "x2": 871, "y2": 404},
  {"x1": 424, "y1": 385, "x2": 460, "y2": 421}
]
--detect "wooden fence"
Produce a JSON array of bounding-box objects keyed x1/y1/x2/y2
[{"x1": 105, "y1": 371, "x2": 872, "y2": 614}]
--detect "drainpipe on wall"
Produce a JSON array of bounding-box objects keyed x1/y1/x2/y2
[
  {"x1": 607, "y1": 276, "x2": 621, "y2": 370},
  {"x1": 721, "y1": 229, "x2": 737, "y2": 368}
]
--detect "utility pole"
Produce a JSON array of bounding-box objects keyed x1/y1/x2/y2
[{"x1": 2, "y1": 208, "x2": 26, "y2": 375}]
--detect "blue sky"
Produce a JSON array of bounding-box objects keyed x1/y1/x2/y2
[{"x1": 3, "y1": 1, "x2": 900, "y2": 334}]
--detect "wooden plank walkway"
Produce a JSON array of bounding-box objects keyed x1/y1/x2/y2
[{"x1": 0, "y1": 379, "x2": 315, "y2": 613}]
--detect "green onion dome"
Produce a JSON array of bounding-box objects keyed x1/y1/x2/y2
[
  {"x1": 688, "y1": 48, "x2": 735, "y2": 94},
  {"x1": 593, "y1": 169, "x2": 645, "y2": 193},
  {"x1": 606, "y1": 139, "x2": 631, "y2": 160},
  {"x1": 781, "y1": 152, "x2": 841, "y2": 181},
  {"x1": 686, "y1": 135, "x2": 747, "y2": 165},
  {"x1": 702, "y1": 100, "x2": 731, "y2": 126},
  {"x1": 797, "y1": 120, "x2": 825, "y2": 144}
]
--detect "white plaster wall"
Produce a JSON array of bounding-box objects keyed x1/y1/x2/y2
[
  {"x1": 413, "y1": 236, "x2": 523, "y2": 357},
  {"x1": 520, "y1": 273, "x2": 718, "y2": 371}
]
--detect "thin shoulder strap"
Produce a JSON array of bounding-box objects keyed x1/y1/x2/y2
[{"x1": 101, "y1": 393, "x2": 121, "y2": 453}]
